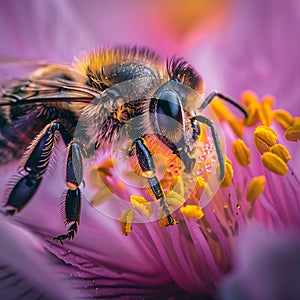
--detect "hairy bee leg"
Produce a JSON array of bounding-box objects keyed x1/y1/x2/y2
[
  {"x1": 3, "y1": 121, "x2": 61, "y2": 215},
  {"x1": 200, "y1": 91, "x2": 248, "y2": 118},
  {"x1": 130, "y1": 138, "x2": 176, "y2": 225},
  {"x1": 54, "y1": 141, "x2": 86, "y2": 244},
  {"x1": 195, "y1": 115, "x2": 225, "y2": 181}
]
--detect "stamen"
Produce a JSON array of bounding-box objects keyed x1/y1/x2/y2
[
  {"x1": 130, "y1": 195, "x2": 153, "y2": 217},
  {"x1": 232, "y1": 139, "x2": 251, "y2": 166},
  {"x1": 241, "y1": 90, "x2": 259, "y2": 106},
  {"x1": 166, "y1": 190, "x2": 186, "y2": 210},
  {"x1": 258, "y1": 101, "x2": 273, "y2": 126},
  {"x1": 220, "y1": 159, "x2": 234, "y2": 188},
  {"x1": 243, "y1": 101, "x2": 260, "y2": 126},
  {"x1": 180, "y1": 205, "x2": 204, "y2": 220},
  {"x1": 246, "y1": 176, "x2": 266, "y2": 202},
  {"x1": 261, "y1": 152, "x2": 288, "y2": 175},
  {"x1": 228, "y1": 117, "x2": 244, "y2": 137},
  {"x1": 273, "y1": 109, "x2": 294, "y2": 130},
  {"x1": 254, "y1": 126, "x2": 277, "y2": 154},
  {"x1": 285, "y1": 123, "x2": 300, "y2": 142},
  {"x1": 210, "y1": 98, "x2": 232, "y2": 122},
  {"x1": 270, "y1": 144, "x2": 291, "y2": 163},
  {"x1": 119, "y1": 209, "x2": 135, "y2": 236}
]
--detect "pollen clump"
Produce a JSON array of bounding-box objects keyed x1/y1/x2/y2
[
  {"x1": 261, "y1": 152, "x2": 288, "y2": 175},
  {"x1": 254, "y1": 126, "x2": 277, "y2": 154},
  {"x1": 273, "y1": 109, "x2": 294, "y2": 130},
  {"x1": 258, "y1": 100, "x2": 273, "y2": 126},
  {"x1": 130, "y1": 195, "x2": 153, "y2": 217},
  {"x1": 119, "y1": 209, "x2": 135, "y2": 236},
  {"x1": 285, "y1": 123, "x2": 300, "y2": 142},
  {"x1": 232, "y1": 139, "x2": 251, "y2": 166},
  {"x1": 270, "y1": 144, "x2": 291, "y2": 163},
  {"x1": 180, "y1": 205, "x2": 204, "y2": 220},
  {"x1": 220, "y1": 159, "x2": 234, "y2": 188},
  {"x1": 165, "y1": 190, "x2": 186, "y2": 210},
  {"x1": 246, "y1": 176, "x2": 266, "y2": 202}
]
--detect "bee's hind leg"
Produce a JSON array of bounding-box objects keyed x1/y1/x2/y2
[
  {"x1": 3, "y1": 121, "x2": 62, "y2": 216},
  {"x1": 129, "y1": 138, "x2": 176, "y2": 226},
  {"x1": 54, "y1": 141, "x2": 87, "y2": 245}
]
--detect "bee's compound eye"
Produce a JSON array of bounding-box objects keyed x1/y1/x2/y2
[{"x1": 156, "y1": 90, "x2": 183, "y2": 128}]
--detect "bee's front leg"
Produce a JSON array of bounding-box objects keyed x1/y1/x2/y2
[
  {"x1": 54, "y1": 141, "x2": 86, "y2": 245},
  {"x1": 130, "y1": 138, "x2": 176, "y2": 226}
]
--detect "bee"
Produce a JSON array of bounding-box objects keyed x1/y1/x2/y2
[{"x1": 0, "y1": 46, "x2": 247, "y2": 243}]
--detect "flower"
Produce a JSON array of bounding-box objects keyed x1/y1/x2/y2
[{"x1": 1, "y1": 0, "x2": 300, "y2": 299}]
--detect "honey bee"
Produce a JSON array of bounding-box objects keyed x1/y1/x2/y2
[{"x1": 0, "y1": 46, "x2": 247, "y2": 243}]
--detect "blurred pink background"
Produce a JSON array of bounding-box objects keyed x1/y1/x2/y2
[{"x1": 1, "y1": 0, "x2": 299, "y2": 113}]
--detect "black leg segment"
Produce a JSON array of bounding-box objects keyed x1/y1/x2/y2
[
  {"x1": 131, "y1": 138, "x2": 176, "y2": 225},
  {"x1": 54, "y1": 141, "x2": 86, "y2": 244},
  {"x1": 4, "y1": 121, "x2": 60, "y2": 214}
]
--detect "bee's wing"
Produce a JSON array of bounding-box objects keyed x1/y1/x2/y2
[
  {"x1": 0, "y1": 77, "x2": 100, "y2": 106},
  {"x1": 0, "y1": 59, "x2": 100, "y2": 106}
]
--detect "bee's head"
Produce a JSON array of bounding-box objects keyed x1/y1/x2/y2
[{"x1": 150, "y1": 80, "x2": 201, "y2": 173}]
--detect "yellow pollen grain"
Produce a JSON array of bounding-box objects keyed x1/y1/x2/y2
[
  {"x1": 228, "y1": 117, "x2": 244, "y2": 137},
  {"x1": 166, "y1": 191, "x2": 186, "y2": 210},
  {"x1": 262, "y1": 94, "x2": 275, "y2": 108},
  {"x1": 273, "y1": 109, "x2": 294, "y2": 130},
  {"x1": 220, "y1": 160, "x2": 234, "y2": 188},
  {"x1": 130, "y1": 195, "x2": 153, "y2": 218},
  {"x1": 241, "y1": 90, "x2": 259, "y2": 106},
  {"x1": 232, "y1": 139, "x2": 251, "y2": 166},
  {"x1": 246, "y1": 176, "x2": 265, "y2": 202},
  {"x1": 285, "y1": 123, "x2": 300, "y2": 142},
  {"x1": 210, "y1": 99, "x2": 232, "y2": 122},
  {"x1": 261, "y1": 152, "x2": 288, "y2": 175},
  {"x1": 293, "y1": 117, "x2": 300, "y2": 125},
  {"x1": 270, "y1": 144, "x2": 291, "y2": 163},
  {"x1": 243, "y1": 102, "x2": 260, "y2": 126},
  {"x1": 119, "y1": 209, "x2": 135, "y2": 236},
  {"x1": 254, "y1": 126, "x2": 277, "y2": 154},
  {"x1": 258, "y1": 102, "x2": 273, "y2": 126},
  {"x1": 194, "y1": 176, "x2": 212, "y2": 201},
  {"x1": 180, "y1": 205, "x2": 204, "y2": 220}
]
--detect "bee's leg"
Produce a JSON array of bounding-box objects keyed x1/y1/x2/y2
[
  {"x1": 130, "y1": 138, "x2": 176, "y2": 226},
  {"x1": 54, "y1": 141, "x2": 86, "y2": 244},
  {"x1": 194, "y1": 115, "x2": 225, "y2": 181},
  {"x1": 200, "y1": 91, "x2": 248, "y2": 118},
  {"x1": 3, "y1": 121, "x2": 63, "y2": 215}
]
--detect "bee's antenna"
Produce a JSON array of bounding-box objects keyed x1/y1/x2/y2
[{"x1": 200, "y1": 91, "x2": 248, "y2": 119}]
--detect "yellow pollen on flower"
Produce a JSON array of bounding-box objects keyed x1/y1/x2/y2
[
  {"x1": 119, "y1": 209, "x2": 135, "y2": 236},
  {"x1": 210, "y1": 98, "x2": 232, "y2": 121},
  {"x1": 285, "y1": 123, "x2": 300, "y2": 142},
  {"x1": 273, "y1": 109, "x2": 294, "y2": 130},
  {"x1": 262, "y1": 94, "x2": 275, "y2": 108},
  {"x1": 254, "y1": 126, "x2": 277, "y2": 154},
  {"x1": 258, "y1": 101, "x2": 273, "y2": 126},
  {"x1": 270, "y1": 144, "x2": 291, "y2": 163},
  {"x1": 232, "y1": 139, "x2": 251, "y2": 166},
  {"x1": 194, "y1": 176, "x2": 212, "y2": 201},
  {"x1": 246, "y1": 176, "x2": 265, "y2": 202},
  {"x1": 243, "y1": 101, "x2": 260, "y2": 126},
  {"x1": 261, "y1": 152, "x2": 288, "y2": 175},
  {"x1": 241, "y1": 90, "x2": 259, "y2": 106},
  {"x1": 180, "y1": 205, "x2": 204, "y2": 220},
  {"x1": 165, "y1": 190, "x2": 186, "y2": 210},
  {"x1": 228, "y1": 117, "x2": 244, "y2": 137},
  {"x1": 130, "y1": 195, "x2": 153, "y2": 218},
  {"x1": 220, "y1": 160, "x2": 234, "y2": 188}
]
